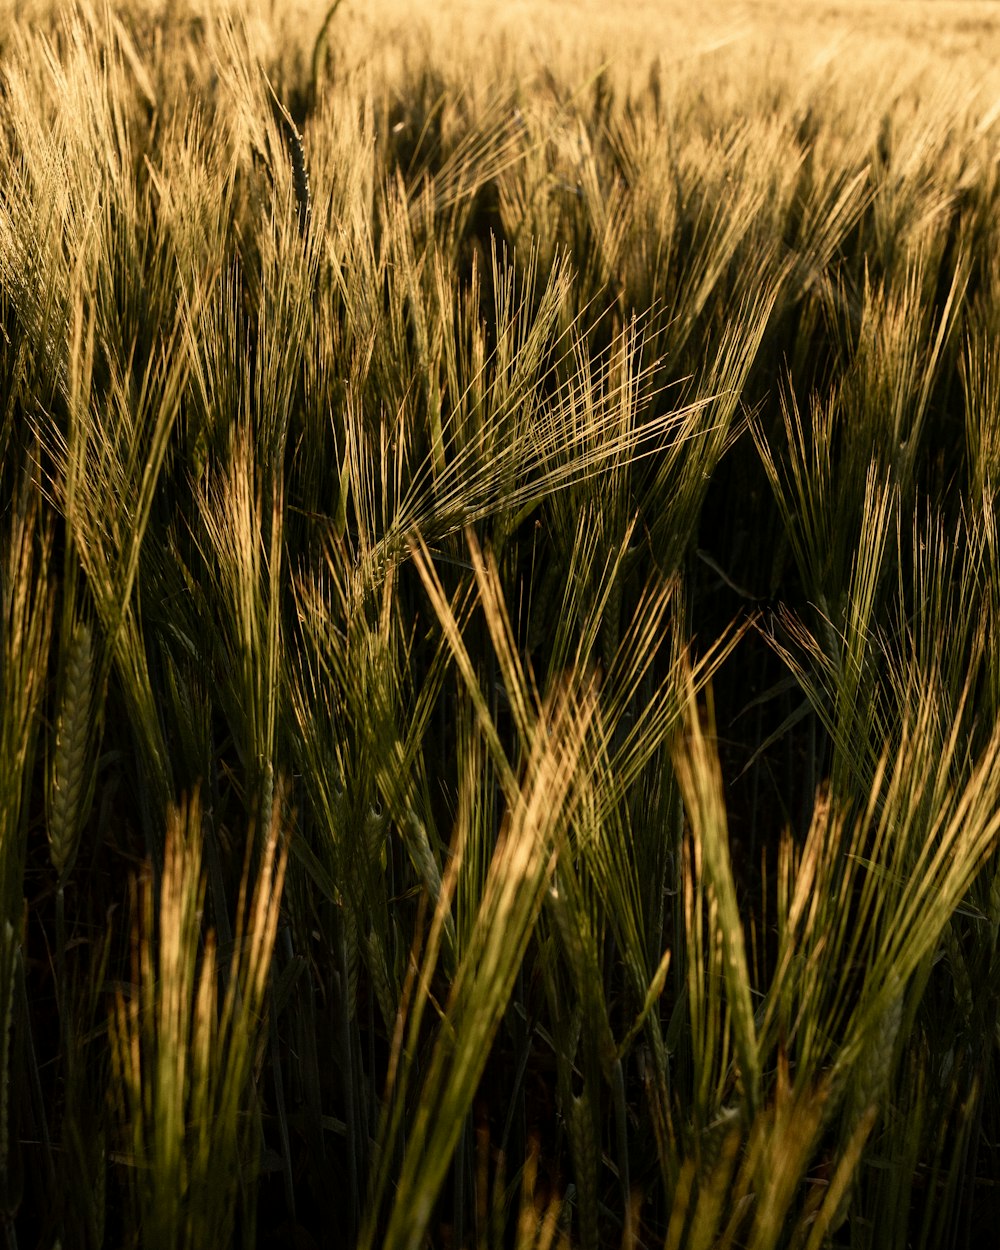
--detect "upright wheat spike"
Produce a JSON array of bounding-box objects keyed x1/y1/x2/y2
[
  {"x1": 48, "y1": 619, "x2": 94, "y2": 882},
  {"x1": 268, "y1": 85, "x2": 312, "y2": 241}
]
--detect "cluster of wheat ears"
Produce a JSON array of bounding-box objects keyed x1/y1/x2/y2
[{"x1": 2, "y1": 0, "x2": 1000, "y2": 1246}]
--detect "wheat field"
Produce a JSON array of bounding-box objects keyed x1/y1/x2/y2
[{"x1": 2, "y1": 0, "x2": 1000, "y2": 1246}]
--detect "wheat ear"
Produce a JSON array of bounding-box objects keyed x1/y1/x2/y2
[
  {"x1": 48, "y1": 620, "x2": 94, "y2": 881},
  {"x1": 268, "y1": 84, "x2": 312, "y2": 241}
]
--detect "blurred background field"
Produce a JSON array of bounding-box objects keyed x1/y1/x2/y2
[{"x1": 202, "y1": 0, "x2": 1000, "y2": 92}]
